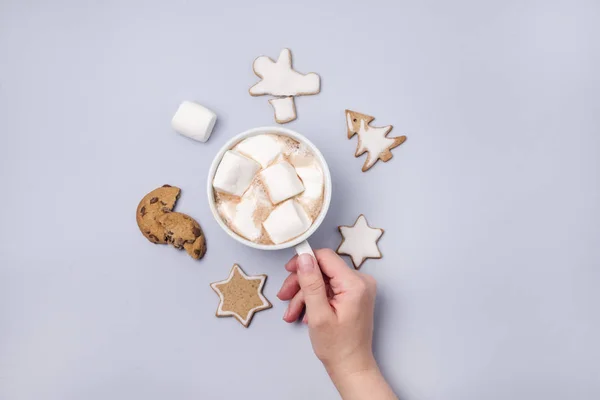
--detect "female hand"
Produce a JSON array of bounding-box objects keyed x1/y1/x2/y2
[{"x1": 277, "y1": 249, "x2": 397, "y2": 399}]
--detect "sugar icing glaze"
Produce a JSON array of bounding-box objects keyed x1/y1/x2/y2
[
  {"x1": 337, "y1": 215, "x2": 384, "y2": 269},
  {"x1": 210, "y1": 264, "x2": 271, "y2": 327},
  {"x1": 250, "y1": 49, "x2": 320, "y2": 97},
  {"x1": 269, "y1": 97, "x2": 297, "y2": 124},
  {"x1": 347, "y1": 114, "x2": 395, "y2": 171}
]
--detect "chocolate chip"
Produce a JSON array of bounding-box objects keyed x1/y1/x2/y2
[
  {"x1": 140, "y1": 206, "x2": 146, "y2": 216},
  {"x1": 161, "y1": 207, "x2": 171, "y2": 213},
  {"x1": 148, "y1": 234, "x2": 159, "y2": 242},
  {"x1": 194, "y1": 249, "x2": 201, "y2": 256},
  {"x1": 150, "y1": 197, "x2": 158, "y2": 204},
  {"x1": 160, "y1": 201, "x2": 167, "y2": 206},
  {"x1": 353, "y1": 118, "x2": 357, "y2": 122},
  {"x1": 192, "y1": 227, "x2": 202, "y2": 237},
  {"x1": 162, "y1": 184, "x2": 171, "y2": 187}
]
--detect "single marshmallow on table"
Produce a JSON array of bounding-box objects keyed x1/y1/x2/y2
[
  {"x1": 235, "y1": 134, "x2": 283, "y2": 168},
  {"x1": 171, "y1": 101, "x2": 217, "y2": 142},
  {"x1": 213, "y1": 151, "x2": 261, "y2": 196},
  {"x1": 263, "y1": 199, "x2": 312, "y2": 244},
  {"x1": 260, "y1": 161, "x2": 305, "y2": 204}
]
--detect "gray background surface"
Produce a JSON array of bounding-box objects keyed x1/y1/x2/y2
[{"x1": 1, "y1": 0, "x2": 599, "y2": 399}]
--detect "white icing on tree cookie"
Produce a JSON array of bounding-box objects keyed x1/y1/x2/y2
[
  {"x1": 269, "y1": 97, "x2": 297, "y2": 124},
  {"x1": 336, "y1": 215, "x2": 384, "y2": 269},
  {"x1": 250, "y1": 49, "x2": 320, "y2": 97},
  {"x1": 345, "y1": 110, "x2": 407, "y2": 172}
]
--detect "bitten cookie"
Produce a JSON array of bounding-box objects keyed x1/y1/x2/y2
[
  {"x1": 210, "y1": 264, "x2": 272, "y2": 327},
  {"x1": 136, "y1": 185, "x2": 207, "y2": 260},
  {"x1": 345, "y1": 110, "x2": 407, "y2": 172},
  {"x1": 336, "y1": 214, "x2": 384, "y2": 269},
  {"x1": 136, "y1": 185, "x2": 181, "y2": 244},
  {"x1": 183, "y1": 235, "x2": 207, "y2": 260},
  {"x1": 157, "y1": 212, "x2": 204, "y2": 249}
]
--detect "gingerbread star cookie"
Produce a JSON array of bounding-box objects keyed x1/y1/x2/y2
[
  {"x1": 337, "y1": 215, "x2": 384, "y2": 269},
  {"x1": 345, "y1": 110, "x2": 407, "y2": 172},
  {"x1": 210, "y1": 264, "x2": 272, "y2": 327}
]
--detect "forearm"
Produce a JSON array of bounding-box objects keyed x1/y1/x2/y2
[{"x1": 327, "y1": 358, "x2": 397, "y2": 400}]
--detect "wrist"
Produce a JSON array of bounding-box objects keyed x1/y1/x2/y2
[
  {"x1": 326, "y1": 356, "x2": 397, "y2": 400},
  {"x1": 325, "y1": 351, "x2": 378, "y2": 387}
]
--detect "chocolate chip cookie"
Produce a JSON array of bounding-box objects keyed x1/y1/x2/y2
[
  {"x1": 183, "y1": 235, "x2": 207, "y2": 260},
  {"x1": 136, "y1": 185, "x2": 181, "y2": 244},
  {"x1": 136, "y1": 185, "x2": 207, "y2": 260},
  {"x1": 157, "y1": 212, "x2": 202, "y2": 248}
]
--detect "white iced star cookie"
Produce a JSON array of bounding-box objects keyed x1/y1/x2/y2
[
  {"x1": 345, "y1": 110, "x2": 407, "y2": 172},
  {"x1": 336, "y1": 215, "x2": 384, "y2": 269},
  {"x1": 210, "y1": 264, "x2": 271, "y2": 327}
]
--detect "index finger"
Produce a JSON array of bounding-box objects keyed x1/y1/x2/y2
[{"x1": 286, "y1": 249, "x2": 356, "y2": 279}]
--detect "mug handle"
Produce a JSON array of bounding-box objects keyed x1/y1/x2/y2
[{"x1": 295, "y1": 240, "x2": 315, "y2": 257}]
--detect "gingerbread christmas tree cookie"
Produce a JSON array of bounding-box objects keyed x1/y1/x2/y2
[
  {"x1": 337, "y1": 214, "x2": 384, "y2": 269},
  {"x1": 345, "y1": 110, "x2": 407, "y2": 172},
  {"x1": 210, "y1": 264, "x2": 272, "y2": 327}
]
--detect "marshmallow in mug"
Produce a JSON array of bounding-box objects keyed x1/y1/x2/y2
[
  {"x1": 229, "y1": 185, "x2": 273, "y2": 242},
  {"x1": 171, "y1": 101, "x2": 217, "y2": 142},
  {"x1": 213, "y1": 151, "x2": 261, "y2": 196},
  {"x1": 234, "y1": 134, "x2": 284, "y2": 168},
  {"x1": 260, "y1": 161, "x2": 305, "y2": 204},
  {"x1": 295, "y1": 166, "x2": 324, "y2": 200},
  {"x1": 263, "y1": 199, "x2": 312, "y2": 244}
]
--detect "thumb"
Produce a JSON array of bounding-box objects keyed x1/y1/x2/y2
[{"x1": 297, "y1": 253, "x2": 333, "y2": 323}]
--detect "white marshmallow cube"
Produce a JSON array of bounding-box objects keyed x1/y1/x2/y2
[
  {"x1": 231, "y1": 185, "x2": 273, "y2": 242},
  {"x1": 235, "y1": 134, "x2": 283, "y2": 168},
  {"x1": 295, "y1": 165, "x2": 324, "y2": 200},
  {"x1": 213, "y1": 151, "x2": 261, "y2": 196},
  {"x1": 263, "y1": 200, "x2": 312, "y2": 244},
  {"x1": 260, "y1": 161, "x2": 305, "y2": 204},
  {"x1": 171, "y1": 101, "x2": 217, "y2": 142}
]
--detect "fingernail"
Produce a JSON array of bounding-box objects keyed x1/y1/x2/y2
[
  {"x1": 283, "y1": 308, "x2": 289, "y2": 320},
  {"x1": 298, "y1": 254, "x2": 315, "y2": 273}
]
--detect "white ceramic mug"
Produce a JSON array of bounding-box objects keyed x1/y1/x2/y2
[{"x1": 207, "y1": 126, "x2": 332, "y2": 257}]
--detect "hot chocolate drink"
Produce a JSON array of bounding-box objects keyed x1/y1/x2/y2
[{"x1": 212, "y1": 133, "x2": 325, "y2": 245}]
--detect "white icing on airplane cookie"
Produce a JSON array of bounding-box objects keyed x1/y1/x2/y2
[
  {"x1": 345, "y1": 110, "x2": 407, "y2": 172},
  {"x1": 269, "y1": 97, "x2": 297, "y2": 124},
  {"x1": 210, "y1": 264, "x2": 271, "y2": 327},
  {"x1": 336, "y1": 214, "x2": 384, "y2": 269},
  {"x1": 250, "y1": 49, "x2": 320, "y2": 97}
]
